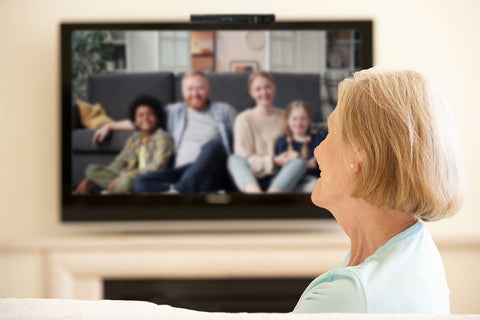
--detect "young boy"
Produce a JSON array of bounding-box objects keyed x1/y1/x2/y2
[{"x1": 75, "y1": 94, "x2": 173, "y2": 194}]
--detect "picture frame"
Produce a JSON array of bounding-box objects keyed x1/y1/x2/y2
[{"x1": 230, "y1": 60, "x2": 259, "y2": 72}]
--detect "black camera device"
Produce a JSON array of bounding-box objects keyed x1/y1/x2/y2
[{"x1": 190, "y1": 14, "x2": 275, "y2": 24}]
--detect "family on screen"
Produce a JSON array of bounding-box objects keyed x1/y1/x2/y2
[{"x1": 75, "y1": 70, "x2": 326, "y2": 195}]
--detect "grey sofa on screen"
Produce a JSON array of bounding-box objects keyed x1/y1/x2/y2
[{"x1": 71, "y1": 71, "x2": 325, "y2": 188}]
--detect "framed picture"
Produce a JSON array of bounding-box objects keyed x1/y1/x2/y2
[{"x1": 230, "y1": 60, "x2": 259, "y2": 72}]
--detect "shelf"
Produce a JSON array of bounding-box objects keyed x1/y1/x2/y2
[{"x1": 191, "y1": 53, "x2": 214, "y2": 57}]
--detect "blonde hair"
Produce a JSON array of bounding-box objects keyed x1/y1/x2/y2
[
  {"x1": 284, "y1": 101, "x2": 313, "y2": 158},
  {"x1": 248, "y1": 71, "x2": 276, "y2": 90},
  {"x1": 336, "y1": 68, "x2": 464, "y2": 221}
]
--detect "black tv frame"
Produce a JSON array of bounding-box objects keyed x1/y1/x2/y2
[{"x1": 61, "y1": 20, "x2": 373, "y2": 222}]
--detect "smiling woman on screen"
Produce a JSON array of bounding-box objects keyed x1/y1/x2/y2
[{"x1": 293, "y1": 69, "x2": 465, "y2": 314}]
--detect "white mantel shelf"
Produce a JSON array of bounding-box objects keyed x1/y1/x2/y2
[
  {"x1": 2, "y1": 224, "x2": 479, "y2": 252},
  {"x1": 0, "y1": 232, "x2": 349, "y2": 252}
]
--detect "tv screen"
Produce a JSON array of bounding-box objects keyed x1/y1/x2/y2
[{"x1": 61, "y1": 20, "x2": 373, "y2": 222}]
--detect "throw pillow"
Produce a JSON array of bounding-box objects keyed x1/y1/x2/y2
[{"x1": 76, "y1": 100, "x2": 114, "y2": 129}]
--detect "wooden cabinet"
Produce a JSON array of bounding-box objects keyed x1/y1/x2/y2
[{"x1": 190, "y1": 31, "x2": 216, "y2": 72}]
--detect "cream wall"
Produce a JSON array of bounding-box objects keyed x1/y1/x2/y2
[{"x1": 1, "y1": 0, "x2": 480, "y2": 313}]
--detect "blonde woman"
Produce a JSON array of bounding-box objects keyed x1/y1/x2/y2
[
  {"x1": 227, "y1": 71, "x2": 306, "y2": 193},
  {"x1": 293, "y1": 69, "x2": 464, "y2": 313}
]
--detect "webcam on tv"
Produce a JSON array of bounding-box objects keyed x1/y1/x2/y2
[{"x1": 190, "y1": 14, "x2": 275, "y2": 24}]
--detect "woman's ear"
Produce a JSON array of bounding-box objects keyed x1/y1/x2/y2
[{"x1": 352, "y1": 147, "x2": 364, "y2": 173}]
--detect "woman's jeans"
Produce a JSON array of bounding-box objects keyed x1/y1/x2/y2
[{"x1": 227, "y1": 154, "x2": 306, "y2": 192}]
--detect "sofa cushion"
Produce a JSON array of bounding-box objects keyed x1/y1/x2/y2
[
  {"x1": 76, "y1": 100, "x2": 114, "y2": 129},
  {"x1": 72, "y1": 130, "x2": 132, "y2": 152},
  {"x1": 0, "y1": 298, "x2": 474, "y2": 319},
  {"x1": 88, "y1": 72, "x2": 175, "y2": 121}
]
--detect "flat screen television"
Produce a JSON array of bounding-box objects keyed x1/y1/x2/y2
[{"x1": 61, "y1": 20, "x2": 373, "y2": 224}]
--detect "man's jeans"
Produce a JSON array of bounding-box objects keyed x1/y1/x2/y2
[{"x1": 133, "y1": 140, "x2": 227, "y2": 193}]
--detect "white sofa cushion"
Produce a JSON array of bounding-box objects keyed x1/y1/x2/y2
[{"x1": 0, "y1": 298, "x2": 478, "y2": 320}]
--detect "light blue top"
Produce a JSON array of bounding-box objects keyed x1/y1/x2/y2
[
  {"x1": 293, "y1": 221, "x2": 450, "y2": 314},
  {"x1": 165, "y1": 101, "x2": 237, "y2": 155}
]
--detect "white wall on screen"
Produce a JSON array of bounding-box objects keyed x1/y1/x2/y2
[
  {"x1": 126, "y1": 31, "x2": 158, "y2": 71},
  {"x1": 215, "y1": 31, "x2": 267, "y2": 72}
]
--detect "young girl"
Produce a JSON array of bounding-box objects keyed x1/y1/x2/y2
[
  {"x1": 275, "y1": 101, "x2": 326, "y2": 192},
  {"x1": 74, "y1": 94, "x2": 173, "y2": 194}
]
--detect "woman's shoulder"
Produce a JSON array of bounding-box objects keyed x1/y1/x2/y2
[
  {"x1": 300, "y1": 268, "x2": 364, "y2": 296},
  {"x1": 235, "y1": 108, "x2": 256, "y2": 123},
  {"x1": 294, "y1": 268, "x2": 366, "y2": 313},
  {"x1": 237, "y1": 108, "x2": 254, "y2": 117}
]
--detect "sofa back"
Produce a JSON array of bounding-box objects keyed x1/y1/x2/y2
[
  {"x1": 88, "y1": 71, "x2": 323, "y2": 122},
  {"x1": 270, "y1": 72, "x2": 322, "y2": 122},
  {"x1": 88, "y1": 72, "x2": 176, "y2": 121}
]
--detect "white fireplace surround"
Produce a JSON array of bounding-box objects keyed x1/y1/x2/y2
[
  {"x1": 40, "y1": 225, "x2": 349, "y2": 299},
  {"x1": 3, "y1": 220, "x2": 480, "y2": 314}
]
